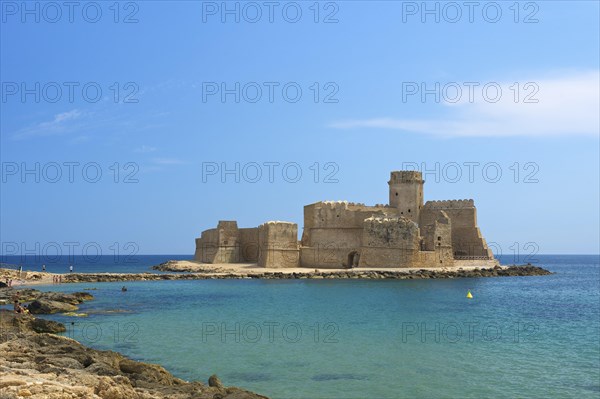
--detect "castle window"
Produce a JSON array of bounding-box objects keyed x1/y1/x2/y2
[
  {"x1": 400, "y1": 212, "x2": 403, "y2": 215},
  {"x1": 408, "y1": 209, "x2": 411, "y2": 213},
  {"x1": 395, "y1": 192, "x2": 398, "y2": 196},
  {"x1": 438, "y1": 236, "x2": 441, "y2": 241}
]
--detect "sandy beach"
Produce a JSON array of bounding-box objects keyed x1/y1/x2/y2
[{"x1": 0, "y1": 268, "x2": 55, "y2": 287}]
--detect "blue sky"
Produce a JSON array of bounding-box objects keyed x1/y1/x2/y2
[{"x1": 1, "y1": 1, "x2": 599, "y2": 256}]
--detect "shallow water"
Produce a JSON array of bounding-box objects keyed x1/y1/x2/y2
[{"x1": 32, "y1": 255, "x2": 600, "y2": 398}]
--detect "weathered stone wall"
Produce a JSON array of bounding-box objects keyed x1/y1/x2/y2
[
  {"x1": 194, "y1": 237, "x2": 203, "y2": 260},
  {"x1": 303, "y1": 202, "x2": 391, "y2": 233},
  {"x1": 420, "y1": 210, "x2": 454, "y2": 267},
  {"x1": 258, "y1": 222, "x2": 300, "y2": 268},
  {"x1": 300, "y1": 201, "x2": 394, "y2": 268},
  {"x1": 421, "y1": 200, "x2": 492, "y2": 259},
  {"x1": 194, "y1": 221, "x2": 247, "y2": 263},
  {"x1": 195, "y1": 223, "x2": 263, "y2": 264},
  {"x1": 195, "y1": 228, "x2": 224, "y2": 263},
  {"x1": 300, "y1": 246, "x2": 353, "y2": 269},
  {"x1": 239, "y1": 227, "x2": 259, "y2": 262},
  {"x1": 359, "y1": 217, "x2": 421, "y2": 268}
]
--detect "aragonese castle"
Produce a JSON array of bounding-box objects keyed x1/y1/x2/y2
[{"x1": 195, "y1": 171, "x2": 499, "y2": 269}]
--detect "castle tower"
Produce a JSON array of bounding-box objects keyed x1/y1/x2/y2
[{"x1": 388, "y1": 171, "x2": 424, "y2": 223}]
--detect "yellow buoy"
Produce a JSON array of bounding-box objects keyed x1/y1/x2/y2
[{"x1": 466, "y1": 291, "x2": 473, "y2": 299}]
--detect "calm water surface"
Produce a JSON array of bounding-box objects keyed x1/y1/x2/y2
[{"x1": 18, "y1": 255, "x2": 600, "y2": 399}]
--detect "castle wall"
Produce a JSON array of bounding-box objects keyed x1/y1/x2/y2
[
  {"x1": 300, "y1": 246, "x2": 356, "y2": 268},
  {"x1": 359, "y1": 217, "x2": 421, "y2": 268},
  {"x1": 303, "y1": 201, "x2": 391, "y2": 233},
  {"x1": 308, "y1": 228, "x2": 363, "y2": 249},
  {"x1": 258, "y1": 222, "x2": 300, "y2": 268},
  {"x1": 195, "y1": 221, "x2": 241, "y2": 263},
  {"x1": 195, "y1": 228, "x2": 219, "y2": 263},
  {"x1": 420, "y1": 210, "x2": 454, "y2": 267},
  {"x1": 421, "y1": 200, "x2": 492, "y2": 259},
  {"x1": 300, "y1": 201, "x2": 395, "y2": 268},
  {"x1": 239, "y1": 227, "x2": 259, "y2": 262}
]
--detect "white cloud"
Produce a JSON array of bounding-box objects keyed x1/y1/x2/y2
[
  {"x1": 12, "y1": 109, "x2": 84, "y2": 139},
  {"x1": 330, "y1": 70, "x2": 600, "y2": 138}
]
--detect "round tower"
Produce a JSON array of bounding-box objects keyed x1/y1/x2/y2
[{"x1": 388, "y1": 171, "x2": 424, "y2": 223}]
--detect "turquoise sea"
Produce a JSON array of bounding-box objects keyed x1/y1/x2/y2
[{"x1": 14, "y1": 255, "x2": 600, "y2": 399}]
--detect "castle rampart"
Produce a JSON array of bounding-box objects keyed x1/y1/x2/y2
[{"x1": 423, "y1": 199, "x2": 475, "y2": 209}]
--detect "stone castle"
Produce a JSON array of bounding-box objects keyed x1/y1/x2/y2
[{"x1": 194, "y1": 171, "x2": 498, "y2": 269}]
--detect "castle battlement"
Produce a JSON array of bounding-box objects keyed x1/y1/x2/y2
[
  {"x1": 320, "y1": 201, "x2": 350, "y2": 209},
  {"x1": 388, "y1": 170, "x2": 424, "y2": 184},
  {"x1": 262, "y1": 221, "x2": 297, "y2": 225},
  {"x1": 424, "y1": 199, "x2": 475, "y2": 209},
  {"x1": 317, "y1": 201, "x2": 371, "y2": 209}
]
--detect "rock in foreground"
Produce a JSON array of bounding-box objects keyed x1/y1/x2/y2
[
  {"x1": 0, "y1": 310, "x2": 268, "y2": 399},
  {"x1": 27, "y1": 298, "x2": 79, "y2": 314}
]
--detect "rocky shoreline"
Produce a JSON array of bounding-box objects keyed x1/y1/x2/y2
[
  {"x1": 0, "y1": 287, "x2": 268, "y2": 399},
  {"x1": 46, "y1": 265, "x2": 553, "y2": 284},
  {"x1": 150, "y1": 263, "x2": 552, "y2": 279},
  {"x1": 0, "y1": 264, "x2": 553, "y2": 286}
]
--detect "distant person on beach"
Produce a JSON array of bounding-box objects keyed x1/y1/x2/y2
[
  {"x1": 69, "y1": 265, "x2": 73, "y2": 273},
  {"x1": 14, "y1": 300, "x2": 24, "y2": 313},
  {"x1": 121, "y1": 286, "x2": 127, "y2": 292},
  {"x1": 14, "y1": 300, "x2": 28, "y2": 314},
  {"x1": 42, "y1": 264, "x2": 46, "y2": 272},
  {"x1": 18, "y1": 265, "x2": 22, "y2": 278}
]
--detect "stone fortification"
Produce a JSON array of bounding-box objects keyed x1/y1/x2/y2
[{"x1": 194, "y1": 171, "x2": 498, "y2": 268}]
